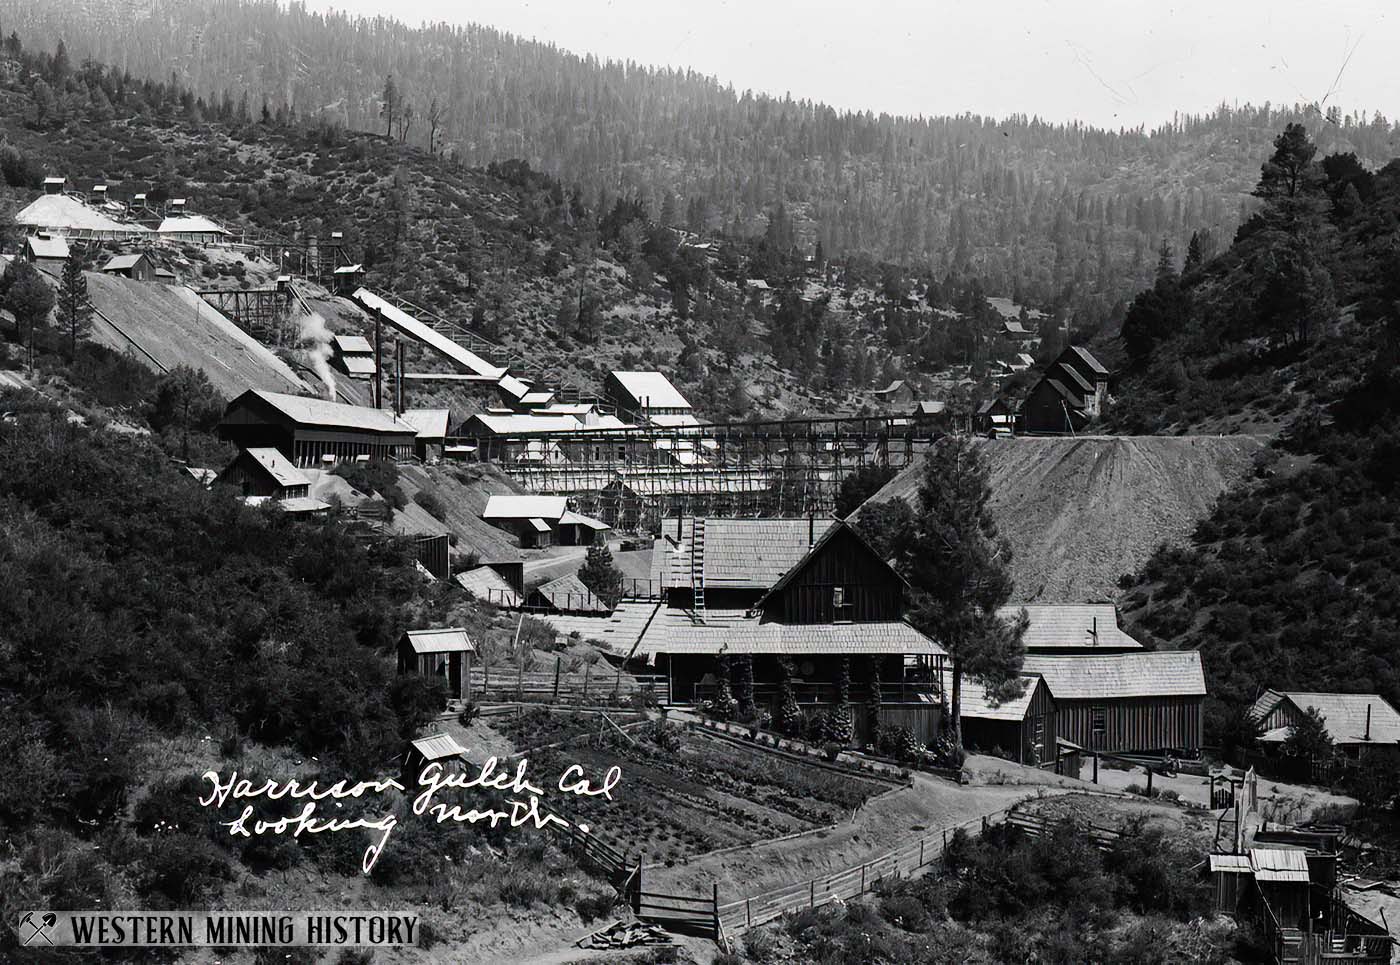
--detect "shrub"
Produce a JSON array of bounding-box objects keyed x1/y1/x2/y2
[{"x1": 413, "y1": 489, "x2": 447, "y2": 520}]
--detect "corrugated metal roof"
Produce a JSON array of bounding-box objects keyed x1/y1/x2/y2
[
  {"x1": 237, "y1": 389, "x2": 415, "y2": 434},
  {"x1": 1066, "y1": 345, "x2": 1109, "y2": 376},
  {"x1": 482, "y1": 494, "x2": 568, "y2": 522},
  {"x1": 1210, "y1": 854, "x2": 1252, "y2": 872},
  {"x1": 400, "y1": 408, "x2": 450, "y2": 440},
  {"x1": 635, "y1": 607, "x2": 946, "y2": 656},
  {"x1": 997, "y1": 604, "x2": 1143, "y2": 651},
  {"x1": 559, "y1": 510, "x2": 609, "y2": 529},
  {"x1": 610, "y1": 371, "x2": 691, "y2": 410},
  {"x1": 241, "y1": 447, "x2": 310, "y2": 488},
  {"x1": 157, "y1": 215, "x2": 227, "y2": 235},
  {"x1": 17, "y1": 194, "x2": 147, "y2": 234},
  {"x1": 660, "y1": 517, "x2": 839, "y2": 589},
  {"x1": 276, "y1": 496, "x2": 331, "y2": 514},
  {"x1": 465, "y1": 413, "x2": 585, "y2": 435},
  {"x1": 27, "y1": 234, "x2": 70, "y2": 259},
  {"x1": 1020, "y1": 652, "x2": 1207, "y2": 700},
  {"x1": 403, "y1": 628, "x2": 474, "y2": 654},
  {"x1": 455, "y1": 566, "x2": 521, "y2": 606},
  {"x1": 333, "y1": 334, "x2": 373, "y2": 354},
  {"x1": 1254, "y1": 692, "x2": 1400, "y2": 745},
  {"x1": 497, "y1": 374, "x2": 529, "y2": 399},
  {"x1": 103, "y1": 253, "x2": 146, "y2": 272},
  {"x1": 1249, "y1": 848, "x2": 1310, "y2": 882},
  {"x1": 341, "y1": 356, "x2": 378, "y2": 375},
  {"x1": 410, "y1": 733, "x2": 466, "y2": 761}
]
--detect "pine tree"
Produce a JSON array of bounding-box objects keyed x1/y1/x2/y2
[
  {"x1": 577, "y1": 543, "x2": 624, "y2": 608},
  {"x1": 897, "y1": 437, "x2": 1026, "y2": 749},
  {"x1": 865, "y1": 657, "x2": 882, "y2": 746},
  {"x1": 380, "y1": 74, "x2": 399, "y2": 138},
  {"x1": 55, "y1": 252, "x2": 92, "y2": 360},
  {"x1": 1184, "y1": 231, "x2": 1205, "y2": 273}
]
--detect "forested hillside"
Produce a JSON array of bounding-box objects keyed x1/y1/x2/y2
[
  {"x1": 0, "y1": 34, "x2": 1074, "y2": 416},
  {"x1": 4, "y1": 0, "x2": 1399, "y2": 328},
  {"x1": 1110, "y1": 124, "x2": 1400, "y2": 737}
]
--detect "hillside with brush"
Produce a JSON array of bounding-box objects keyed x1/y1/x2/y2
[
  {"x1": 5, "y1": 0, "x2": 1399, "y2": 331},
  {"x1": 1102, "y1": 124, "x2": 1400, "y2": 733}
]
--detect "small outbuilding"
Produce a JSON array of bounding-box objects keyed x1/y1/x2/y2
[
  {"x1": 102, "y1": 252, "x2": 156, "y2": 282},
  {"x1": 24, "y1": 233, "x2": 69, "y2": 270},
  {"x1": 952, "y1": 672, "x2": 1057, "y2": 766},
  {"x1": 397, "y1": 627, "x2": 475, "y2": 701},
  {"x1": 404, "y1": 733, "x2": 468, "y2": 780},
  {"x1": 218, "y1": 446, "x2": 311, "y2": 499}
]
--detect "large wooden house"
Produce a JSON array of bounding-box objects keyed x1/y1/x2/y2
[
  {"x1": 635, "y1": 517, "x2": 947, "y2": 742},
  {"x1": 1021, "y1": 651, "x2": 1206, "y2": 754}
]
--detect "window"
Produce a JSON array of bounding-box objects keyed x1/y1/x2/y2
[
  {"x1": 832, "y1": 586, "x2": 853, "y2": 622},
  {"x1": 1090, "y1": 706, "x2": 1107, "y2": 736},
  {"x1": 1033, "y1": 716, "x2": 1045, "y2": 745}
]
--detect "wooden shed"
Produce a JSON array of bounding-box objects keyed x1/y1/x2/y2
[
  {"x1": 1022, "y1": 651, "x2": 1207, "y2": 754},
  {"x1": 397, "y1": 628, "x2": 475, "y2": 701},
  {"x1": 1210, "y1": 853, "x2": 1252, "y2": 916},
  {"x1": 217, "y1": 446, "x2": 311, "y2": 499},
  {"x1": 403, "y1": 732, "x2": 468, "y2": 782},
  {"x1": 102, "y1": 252, "x2": 156, "y2": 282},
  {"x1": 951, "y1": 672, "x2": 1057, "y2": 766}
]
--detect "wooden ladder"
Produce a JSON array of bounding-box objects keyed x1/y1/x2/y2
[{"x1": 690, "y1": 518, "x2": 706, "y2": 624}]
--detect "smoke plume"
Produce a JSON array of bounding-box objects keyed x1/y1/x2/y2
[{"x1": 297, "y1": 311, "x2": 338, "y2": 401}]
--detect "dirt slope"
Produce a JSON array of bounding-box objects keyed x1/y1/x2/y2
[
  {"x1": 862, "y1": 435, "x2": 1265, "y2": 603},
  {"x1": 396, "y1": 462, "x2": 526, "y2": 563},
  {"x1": 84, "y1": 272, "x2": 311, "y2": 399}
]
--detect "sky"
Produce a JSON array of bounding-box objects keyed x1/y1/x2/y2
[{"x1": 307, "y1": 0, "x2": 1398, "y2": 129}]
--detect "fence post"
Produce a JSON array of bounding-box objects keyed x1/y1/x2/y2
[
  {"x1": 810, "y1": 880, "x2": 815, "y2": 908},
  {"x1": 919, "y1": 839, "x2": 925, "y2": 867},
  {"x1": 712, "y1": 883, "x2": 719, "y2": 940},
  {"x1": 1093, "y1": 752, "x2": 1099, "y2": 784},
  {"x1": 860, "y1": 863, "x2": 866, "y2": 893},
  {"x1": 553, "y1": 656, "x2": 561, "y2": 700},
  {"x1": 982, "y1": 815, "x2": 988, "y2": 833},
  {"x1": 746, "y1": 897, "x2": 752, "y2": 928}
]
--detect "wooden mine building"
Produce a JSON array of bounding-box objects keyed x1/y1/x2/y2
[{"x1": 217, "y1": 389, "x2": 417, "y2": 467}]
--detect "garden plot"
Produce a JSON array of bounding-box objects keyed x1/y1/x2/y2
[
  {"x1": 491, "y1": 706, "x2": 645, "y2": 751},
  {"x1": 506, "y1": 723, "x2": 890, "y2": 867}
]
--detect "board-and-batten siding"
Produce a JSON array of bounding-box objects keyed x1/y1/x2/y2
[
  {"x1": 1056, "y1": 696, "x2": 1202, "y2": 753},
  {"x1": 769, "y1": 527, "x2": 903, "y2": 624}
]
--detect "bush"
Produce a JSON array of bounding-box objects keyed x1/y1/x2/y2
[{"x1": 413, "y1": 488, "x2": 447, "y2": 520}]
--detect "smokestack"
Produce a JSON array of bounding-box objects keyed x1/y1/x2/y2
[
  {"x1": 373, "y1": 308, "x2": 383, "y2": 410},
  {"x1": 808, "y1": 513, "x2": 815, "y2": 548}
]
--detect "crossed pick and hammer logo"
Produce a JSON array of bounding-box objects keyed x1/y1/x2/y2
[{"x1": 19, "y1": 912, "x2": 58, "y2": 946}]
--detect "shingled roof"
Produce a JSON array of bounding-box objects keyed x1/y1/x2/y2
[
  {"x1": 1021, "y1": 652, "x2": 1206, "y2": 700},
  {"x1": 233, "y1": 389, "x2": 415, "y2": 434},
  {"x1": 1252, "y1": 691, "x2": 1400, "y2": 745},
  {"x1": 660, "y1": 517, "x2": 839, "y2": 589},
  {"x1": 634, "y1": 606, "x2": 944, "y2": 657},
  {"x1": 996, "y1": 604, "x2": 1144, "y2": 652}
]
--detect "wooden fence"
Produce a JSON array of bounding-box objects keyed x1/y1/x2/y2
[{"x1": 468, "y1": 660, "x2": 670, "y2": 705}]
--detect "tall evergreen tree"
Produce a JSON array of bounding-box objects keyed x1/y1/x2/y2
[
  {"x1": 577, "y1": 543, "x2": 624, "y2": 608},
  {"x1": 55, "y1": 253, "x2": 92, "y2": 360},
  {"x1": 896, "y1": 437, "x2": 1026, "y2": 749}
]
